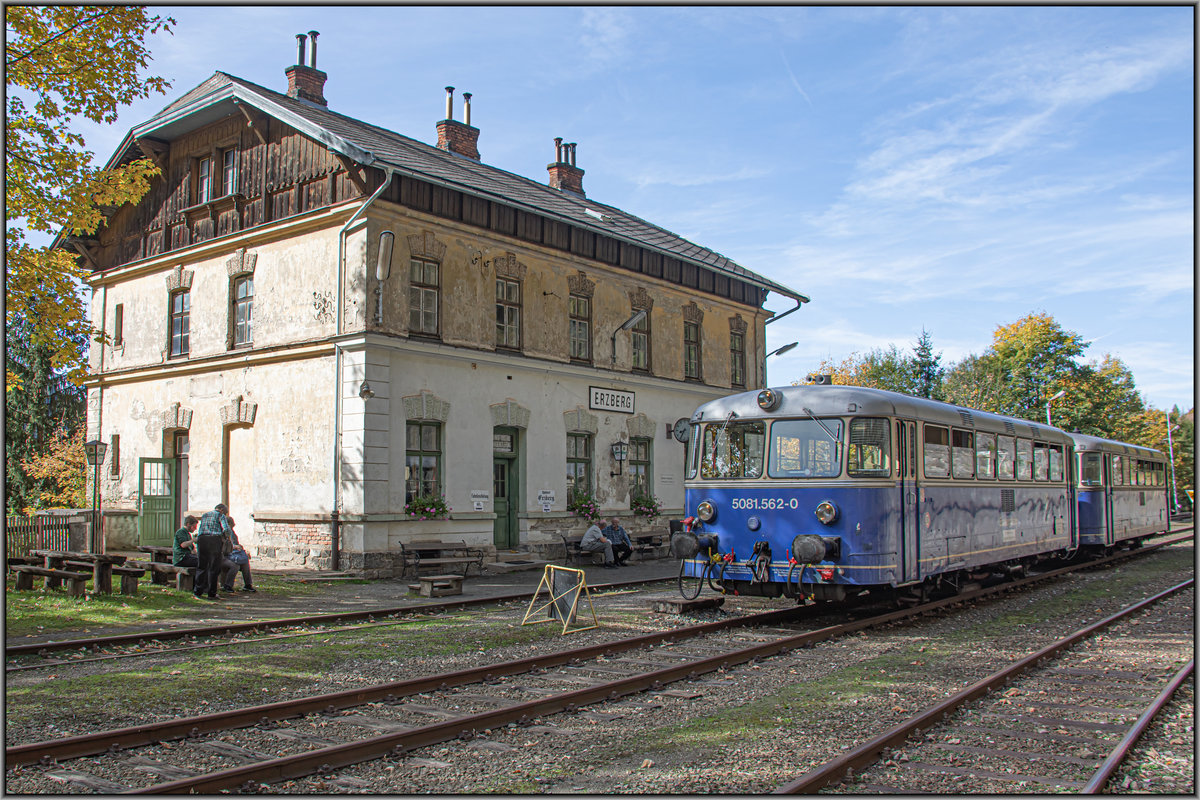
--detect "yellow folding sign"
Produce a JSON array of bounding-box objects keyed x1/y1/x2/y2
[{"x1": 521, "y1": 565, "x2": 598, "y2": 635}]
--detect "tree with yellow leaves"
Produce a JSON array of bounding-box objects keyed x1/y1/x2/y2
[{"x1": 5, "y1": 6, "x2": 173, "y2": 385}]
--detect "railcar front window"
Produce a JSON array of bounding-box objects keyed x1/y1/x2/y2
[
  {"x1": 768, "y1": 419, "x2": 843, "y2": 478},
  {"x1": 997, "y1": 435, "x2": 1015, "y2": 480},
  {"x1": 847, "y1": 418, "x2": 890, "y2": 477},
  {"x1": 700, "y1": 421, "x2": 765, "y2": 479},
  {"x1": 1080, "y1": 453, "x2": 1102, "y2": 486}
]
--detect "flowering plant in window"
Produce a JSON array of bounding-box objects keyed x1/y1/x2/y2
[
  {"x1": 567, "y1": 492, "x2": 602, "y2": 524},
  {"x1": 405, "y1": 494, "x2": 450, "y2": 520},
  {"x1": 630, "y1": 492, "x2": 662, "y2": 522}
]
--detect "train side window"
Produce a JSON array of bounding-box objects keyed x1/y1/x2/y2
[
  {"x1": 976, "y1": 433, "x2": 996, "y2": 479},
  {"x1": 923, "y1": 425, "x2": 950, "y2": 478},
  {"x1": 996, "y1": 435, "x2": 1015, "y2": 480},
  {"x1": 1080, "y1": 453, "x2": 1102, "y2": 486},
  {"x1": 1048, "y1": 444, "x2": 1063, "y2": 481},
  {"x1": 1032, "y1": 442, "x2": 1049, "y2": 481},
  {"x1": 1111, "y1": 455, "x2": 1124, "y2": 486},
  {"x1": 1015, "y1": 439, "x2": 1033, "y2": 481},
  {"x1": 1157, "y1": 462, "x2": 1166, "y2": 486},
  {"x1": 768, "y1": 419, "x2": 842, "y2": 479},
  {"x1": 951, "y1": 429, "x2": 975, "y2": 479},
  {"x1": 847, "y1": 418, "x2": 890, "y2": 477}
]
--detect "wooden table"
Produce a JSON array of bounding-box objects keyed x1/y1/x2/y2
[{"x1": 28, "y1": 550, "x2": 127, "y2": 594}]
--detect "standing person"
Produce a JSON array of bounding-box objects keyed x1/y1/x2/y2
[
  {"x1": 603, "y1": 517, "x2": 633, "y2": 566},
  {"x1": 220, "y1": 515, "x2": 256, "y2": 592},
  {"x1": 194, "y1": 503, "x2": 231, "y2": 599},
  {"x1": 173, "y1": 515, "x2": 200, "y2": 568},
  {"x1": 580, "y1": 520, "x2": 616, "y2": 568}
]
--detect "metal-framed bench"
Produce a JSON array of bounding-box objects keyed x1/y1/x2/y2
[{"x1": 398, "y1": 540, "x2": 485, "y2": 578}]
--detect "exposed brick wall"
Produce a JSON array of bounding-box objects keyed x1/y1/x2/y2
[{"x1": 436, "y1": 120, "x2": 480, "y2": 160}]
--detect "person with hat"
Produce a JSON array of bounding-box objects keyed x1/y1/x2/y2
[{"x1": 194, "y1": 503, "x2": 232, "y2": 599}]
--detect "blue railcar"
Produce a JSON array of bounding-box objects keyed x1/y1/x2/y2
[
  {"x1": 675, "y1": 385, "x2": 1084, "y2": 602},
  {"x1": 1071, "y1": 432, "x2": 1170, "y2": 548}
]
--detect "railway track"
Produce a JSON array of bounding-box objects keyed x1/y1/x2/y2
[
  {"x1": 8, "y1": 530, "x2": 1191, "y2": 672},
  {"x1": 7, "y1": 538, "x2": 1192, "y2": 794},
  {"x1": 773, "y1": 580, "x2": 1194, "y2": 794}
]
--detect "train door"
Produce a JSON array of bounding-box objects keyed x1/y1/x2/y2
[
  {"x1": 1103, "y1": 454, "x2": 1116, "y2": 545},
  {"x1": 896, "y1": 419, "x2": 920, "y2": 583}
]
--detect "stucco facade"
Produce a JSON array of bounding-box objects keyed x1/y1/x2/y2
[{"x1": 81, "y1": 45, "x2": 805, "y2": 574}]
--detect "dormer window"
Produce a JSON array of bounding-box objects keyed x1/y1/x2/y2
[{"x1": 221, "y1": 148, "x2": 236, "y2": 196}]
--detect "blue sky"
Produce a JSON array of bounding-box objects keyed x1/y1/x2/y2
[{"x1": 77, "y1": 6, "x2": 1194, "y2": 412}]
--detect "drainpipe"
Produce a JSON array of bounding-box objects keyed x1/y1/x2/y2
[
  {"x1": 96, "y1": 284, "x2": 107, "y2": 553},
  {"x1": 331, "y1": 166, "x2": 395, "y2": 572}
]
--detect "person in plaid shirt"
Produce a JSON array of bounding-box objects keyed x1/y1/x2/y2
[{"x1": 194, "y1": 503, "x2": 232, "y2": 599}]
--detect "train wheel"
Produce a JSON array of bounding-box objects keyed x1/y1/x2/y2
[{"x1": 678, "y1": 559, "x2": 708, "y2": 600}]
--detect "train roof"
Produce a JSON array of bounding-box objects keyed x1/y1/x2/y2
[
  {"x1": 1067, "y1": 431, "x2": 1165, "y2": 460},
  {"x1": 690, "y1": 384, "x2": 1072, "y2": 443}
]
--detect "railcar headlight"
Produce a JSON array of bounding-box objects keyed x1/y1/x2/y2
[
  {"x1": 814, "y1": 501, "x2": 839, "y2": 525},
  {"x1": 757, "y1": 388, "x2": 781, "y2": 411},
  {"x1": 696, "y1": 500, "x2": 717, "y2": 522}
]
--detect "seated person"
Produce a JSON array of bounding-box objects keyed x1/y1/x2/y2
[
  {"x1": 579, "y1": 522, "x2": 616, "y2": 568},
  {"x1": 220, "y1": 515, "x2": 256, "y2": 592},
  {"x1": 173, "y1": 515, "x2": 200, "y2": 567},
  {"x1": 602, "y1": 516, "x2": 633, "y2": 566}
]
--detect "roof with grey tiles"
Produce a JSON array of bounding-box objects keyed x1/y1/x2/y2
[{"x1": 129, "y1": 71, "x2": 806, "y2": 301}]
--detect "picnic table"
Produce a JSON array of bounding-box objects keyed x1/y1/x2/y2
[{"x1": 27, "y1": 550, "x2": 127, "y2": 594}]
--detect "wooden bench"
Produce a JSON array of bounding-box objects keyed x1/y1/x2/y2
[
  {"x1": 111, "y1": 566, "x2": 147, "y2": 595},
  {"x1": 559, "y1": 533, "x2": 604, "y2": 565},
  {"x1": 10, "y1": 565, "x2": 91, "y2": 597},
  {"x1": 415, "y1": 574, "x2": 464, "y2": 598},
  {"x1": 28, "y1": 550, "x2": 126, "y2": 594},
  {"x1": 399, "y1": 540, "x2": 485, "y2": 578},
  {"x1": 126, "y1": 560, "x2": 197, "y2": 592},
  {"x1": 136, "y1": 546, "x2": 175, "y2": 584}
]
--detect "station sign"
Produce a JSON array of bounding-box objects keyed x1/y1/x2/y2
[{"x1": 589, "y1": 386, "x2": 635, "y2": 414}]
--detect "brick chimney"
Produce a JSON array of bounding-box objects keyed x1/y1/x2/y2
[
  {"x1": 547, "y1": 138, "x2": 585, "y2": 197},
  {"x1": 285, "y1": 31, "x2": 327, "y2": 106},
  {"x1": 435, "y1": 87, "x2": 481, "y2": 160}
]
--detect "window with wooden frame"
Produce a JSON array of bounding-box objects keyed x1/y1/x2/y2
[
  {"x1": 730, "y1": 330, "x2": 746, "y2": 388},
  {"x1": 409, "y1": 257, "x2": 440, "y2": 337},
  {"x1": 629, "y1": 437, "x2": 652, "y2": 499},
  {"x1": 566, "y1": 433, "x2": 592, "y2": 502},
  {"x1": 631, "y1": 312, "x2": 650, "y2": 372},
  {"x1": 220, "y1": 148, "x2": 237, "y2": 196},
  {"x1": 405, "y1": 422, "x2": 441, "y2": 503},
  {"x1": 569, "y1": 293, "x2": 591, "y2": 361},
  {"x1": 195, "y1": 156, "x2": 212, "y2": 204},
  {"x1": 112, "y1": 303, "x2": 124, "y2": 348},
  {"x1": 168, "y1": 289, "x2": 190, "y2": 358},
  {"x1": 495, "y1": 277, "x2": 521, "y2": 350},
  {"x1": 231, "y1": 275, "x2": 254, "y2": 348},
  {"x1": 683, "y1": 321, "x2": 701, "y2": 380}
]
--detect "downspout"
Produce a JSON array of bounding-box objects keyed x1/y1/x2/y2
[
  {"x1": 331, "y1": 165, "x2": 393, "y2": 572},
  {"x1": 96, "y1": 284, "x2": 107, "y2": 553}
]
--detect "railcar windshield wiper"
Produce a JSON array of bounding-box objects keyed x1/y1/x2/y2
[{"x1": 802, "y1": 406, "x2": 842, "y2": 447}]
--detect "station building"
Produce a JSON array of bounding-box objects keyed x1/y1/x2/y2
[{"x1": 78, "y1": 38, "x2": 807, "y2": 575}]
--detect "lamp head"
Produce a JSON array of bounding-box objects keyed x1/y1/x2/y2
[{"x1": 618, "y1": 309, "x2": 647, "y2": 331}]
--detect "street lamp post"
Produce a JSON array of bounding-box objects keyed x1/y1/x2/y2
[
  {"x1": 1045, "y1": 389, "x2": 1067, "y2": 427},
  {"x1": 83, "y1": 439, "x2": 108, "y2": 553},
  {"x1": 1165, "y1": 417, "x2": 1180, "y2": 515}
]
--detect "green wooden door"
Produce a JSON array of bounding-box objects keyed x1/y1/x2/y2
[
  {"x1": 492, "y1": 427, "x2": 520, "y2": 549},
  {"x1": 138, "y1": 458, "x2": 177, "y2": 547}
]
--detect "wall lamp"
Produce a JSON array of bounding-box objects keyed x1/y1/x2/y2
[
  {"x1": 358, "y1": 381, "x2": 375, "y2": 401},
  {"x1": 610, "y1": 440, "x2": 629, "y2": 476},
  {"x1": 610, "y1": 308, "x2": 647, "y2": 365},
  {"x1": 767, "y1": 341, "x2": 798, "y2": 358},
  {"x1": 373, "y1": 230, "x2": 395, "y2": 326},
  {"x1": 1045, "y1": 389, "x2": 1066, "y2": 426}
]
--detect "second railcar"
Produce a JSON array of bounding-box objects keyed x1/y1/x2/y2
[{"x1": 1071, "y1": 432, "x2": 1170, "y2": 548}]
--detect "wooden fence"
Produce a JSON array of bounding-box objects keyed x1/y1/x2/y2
[{"x1": 5, "y1": 514, "x2": 75, "y2": 557}]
